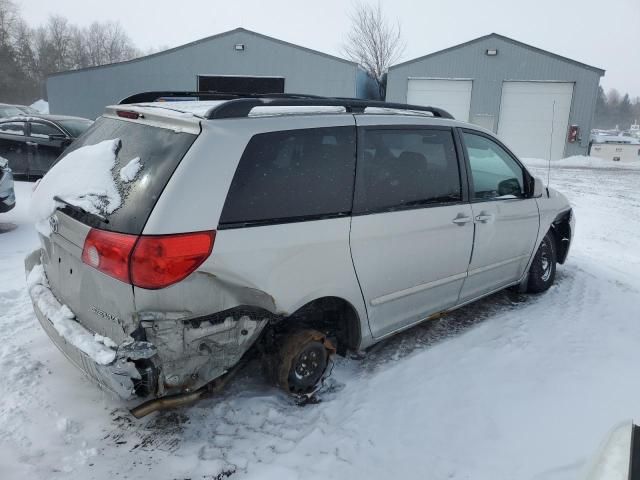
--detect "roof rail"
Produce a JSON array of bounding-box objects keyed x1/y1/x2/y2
[
  {"x1": 118, "y1": 91, "x2": 454, "y2": 120},
  {"x1": 118, "y1": 91, "x2": 327, "y2": 104},
  {"x1": 205, "y1": 98, "x2": 454, "y2": 119}
]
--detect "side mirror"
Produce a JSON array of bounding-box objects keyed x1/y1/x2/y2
[
  {"x1": 497, "y1": 178, "x2": 521, "y2": 196},
  {"x1": 532, "y1": 176, "x2": 545, "y2": 198}
]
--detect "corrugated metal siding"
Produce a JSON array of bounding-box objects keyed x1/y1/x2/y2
[
  {"x1": 48, "y1": 29, "x2": 360, "y2": 119},
  {"x1": 387, "y1": 35, "x2": 603, "y2": 156}
]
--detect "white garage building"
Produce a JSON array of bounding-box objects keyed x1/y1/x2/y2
[{"x1": 386, "y1": 34, "x2": 605, "y2": 159}]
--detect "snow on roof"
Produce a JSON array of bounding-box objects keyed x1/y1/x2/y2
[{"x1": 30, "y1": 99, "x2": 49, "y2": 114}]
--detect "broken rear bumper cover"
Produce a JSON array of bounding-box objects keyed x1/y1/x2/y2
[{"x1": 24, "y1": 249, "x2": 156, "y2": 399}]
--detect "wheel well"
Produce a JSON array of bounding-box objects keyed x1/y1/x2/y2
[
  {"x1": 276, "y1": 297, "x2": 361, "y2": 356},
  {"x1": 550, "y1": 209, "x2": 572, "y2": 264}
]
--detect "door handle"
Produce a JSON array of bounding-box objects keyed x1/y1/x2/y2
[
  {"x1": 475, "y1": 213, "x2": 494, "y2": 223},
  {"x1": 452, "y1": 215, "x2": 472, "y2": 225}
]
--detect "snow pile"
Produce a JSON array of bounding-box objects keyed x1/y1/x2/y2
[
  {"x1": 26, "y1": 263, "x2": 116, "y2": 365},
  {"x1": 119, "y1": 157, "x2": 142, "y2": 182},
  {"x1": 30, "y1": 99, "x2": 49, "y2": 114},
  {"x1": 522, "y1": 155, "x2": 640, "y2": 170},
  {"x1": 29, "y1": 139, "x2": 122, "y2": 235}
]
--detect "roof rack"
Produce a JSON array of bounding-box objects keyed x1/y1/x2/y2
[
  {"x1": 119, "y1": 91, "x2": 327, "y2": 104},
  {"x1": 118, "y1": 91, "x2": 454, "y2": 120}
]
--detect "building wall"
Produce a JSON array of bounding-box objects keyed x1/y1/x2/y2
[
  {"x1": 386, "y1": 35, "x2": 603, "y2": 156},
  {"x1": 48, "y1": 29, "x2": 360, "y2": 119}
]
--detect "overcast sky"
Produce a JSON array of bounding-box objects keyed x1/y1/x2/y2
[{"x1": 20, "y1": 0, "x2": 640, "y2": 97}]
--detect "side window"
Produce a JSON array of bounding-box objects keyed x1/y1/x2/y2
[
  {"x1": 0, "y1": 122, "x2": 26, "y2": 136},
  {"x1": 463, "y1": 132, "x2": 524, "y2": 200},
  {"x1": 30, "y1": 122, "x2": 64, "y2": 139},
  {"x1": 354, "y1": 128, "x2": 461, "y2": 214},
  {"x1": 220, "y1": 126, "x2": 356, "y2": 225}
]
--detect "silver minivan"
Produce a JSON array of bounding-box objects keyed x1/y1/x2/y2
[{"x1": 25, "y1": 93, "x2": 574, "y2": 416}]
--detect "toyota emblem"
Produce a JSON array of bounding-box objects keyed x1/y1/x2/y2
[{"x1": 49, "y1": 215, "x2": 59, "y2": 233}]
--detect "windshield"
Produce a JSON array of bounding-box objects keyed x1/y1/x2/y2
[
  {"x1": 0, "y1": 105, "x2": 23, "y2": 118},
  {"x1": 58, "y1": 118, "x2": 94, "y2": 137}
]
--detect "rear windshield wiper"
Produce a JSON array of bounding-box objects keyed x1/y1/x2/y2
[{"x1": 53, "y1": 195, "x2": 109, "y2": 224}]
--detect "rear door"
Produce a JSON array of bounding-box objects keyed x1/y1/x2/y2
[
  {"x1": 458, "y1": 129, "x2": 539, "y2": 303},
  {"x1": 350, "y1": 118, "x2": 474, "y2": 338},
  {"x1": 0, "y1": 121, "x2": 30, "y2": 177}
]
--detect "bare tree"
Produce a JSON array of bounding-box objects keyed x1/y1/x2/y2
[
  {"x1": 0, "y1": 0, "x2": 19, "y2": 47},
  {"x1": 82, "y1": 21, "x2": 139, "y2": 67},
  {"x1": 343, "y1": 1, "x2": 405, "y2": 98}
]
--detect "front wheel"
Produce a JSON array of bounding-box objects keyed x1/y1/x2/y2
[{"x1": 526, "y1": 232, "x2": 557, "y2": 293}]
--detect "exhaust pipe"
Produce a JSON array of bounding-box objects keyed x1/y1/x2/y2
[
  {"x1": 130, "y1": 362, "x2": 243, "y2": 418},
  {"x1": 130, "y1": 389, "x2": 205, "y2": 419}
]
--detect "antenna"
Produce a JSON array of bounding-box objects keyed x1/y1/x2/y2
[{"x1": 547, "y1": 100, "x2": 556, "y2": 187}]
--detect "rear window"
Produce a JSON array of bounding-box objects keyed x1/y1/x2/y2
[
  {"x1": 219, "y1": 127, "x2": 356, "y2": 227},
  {"x1": 57, "y1": 117, "x2": 197, "y2": 234}
]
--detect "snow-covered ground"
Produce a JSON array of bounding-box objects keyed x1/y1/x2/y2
[{"x1": 1, "y1": 159, "x2": 640, "y2": 479}]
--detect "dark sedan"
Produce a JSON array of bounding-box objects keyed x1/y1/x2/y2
[
  {"x1": 0, "y1": 103, "x2": 24, "y2": 118},
  {"x1": 0, "y1": 114, "x2": 93, "y2": 180}
]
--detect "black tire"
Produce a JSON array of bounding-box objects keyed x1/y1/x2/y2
[
  {"x1": 275, "y1": 329, "x2": 335, "y2": 395},
  {"x1": 526, "y1": 232, "x2": 557, "y2": 293}
]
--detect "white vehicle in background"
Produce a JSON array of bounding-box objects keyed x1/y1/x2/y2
[
  {"x1": 589, "y1": 126, "x2": 640, "y2": 163},
  {"x1": 590, "y1": 130, "x2": 640, "y2": 145}
]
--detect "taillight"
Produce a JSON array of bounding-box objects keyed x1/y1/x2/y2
[
  {"x1": 82, "y1": 229, "x2": 215, "y2": 289},
  {"x1": 116, "y1": 110, "x2": 142, "y2": 119},
  {"x1": 81, "y1": 229, "x2": 137, "y2": 283},
  {"x1": 131, "y1": 231, "x2": 215, "y2": 289}
]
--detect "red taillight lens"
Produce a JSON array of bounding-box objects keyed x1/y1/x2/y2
[
  {"x1": 116, "y1": 110, "x2": 141, "y2": 119},
  {"x1": 81, "y1": 229, "x2": 137, "y2": 283},
  {"x1": 130, "y1": 231, "x2": 215, "y2": 289},
  {"x1": 82, "y1": 229, "x2": 215, "y2": 289}
]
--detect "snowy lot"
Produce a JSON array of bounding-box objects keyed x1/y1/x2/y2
[{"x1": 1, "y1": 160, "x2": 640, "y2": 480}]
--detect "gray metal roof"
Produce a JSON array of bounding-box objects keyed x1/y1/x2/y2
[
  {"x1": 48, "y1": 27, "x2": 357, "y2": 78},
  {"x1": 390, "y1": 33, "x2": 605, "y2": 75}
]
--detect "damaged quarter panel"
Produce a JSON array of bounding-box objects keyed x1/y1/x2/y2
[{"x1": 135, "y1": 114, "x2": 370, "y2": 392}]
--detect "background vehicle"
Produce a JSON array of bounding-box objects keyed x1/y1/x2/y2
[
  {"x1": 0, "y1": 103, "x2": 23, "y2": 118},
  {"x1": 0, "y1": 156, "x2": 15, "y2": 213},
  {"x1": 25, "y1": 93, "x2": 574, "y2": 416},
  {"x1": 14, "y1": 105, "x2": 40, "y2": 115},
  {"x1": 0, "y1": 114, "x2": 93, "y2": 180}
]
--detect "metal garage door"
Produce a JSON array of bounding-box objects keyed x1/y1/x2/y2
[
  {"x1": 498, "y1": 82, "x2": 574, "y2": 160},
  {"x1": 406, "y1": 79, "x2": 472, "y2": 121}
]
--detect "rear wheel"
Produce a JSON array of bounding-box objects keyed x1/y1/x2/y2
[
  {"x1": 275, "y1": 329, "x2": 336, "y2": 395},
  {"x1": 526, "y1": 232, "x2": 556, "y2": 293}
]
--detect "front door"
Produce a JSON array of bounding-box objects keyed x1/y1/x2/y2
[
  {"x1": 458, "y1": 130, "x2": 540, "y2": 303},
  {"x1": 350, "y1": 123, "x2": 474, "y2": 338}
]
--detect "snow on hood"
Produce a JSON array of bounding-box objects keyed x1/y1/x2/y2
[
  {"x1": 522, "y1": 155, "x2": 640, "y2": 170},
  {"x1": 30, "y1": 139, "x2": 122, "y2": 235}
]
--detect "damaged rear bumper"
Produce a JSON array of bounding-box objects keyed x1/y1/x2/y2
[{"x1": 25, "y1": 250, "x2": 156, "y2": 399}]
